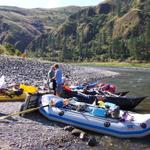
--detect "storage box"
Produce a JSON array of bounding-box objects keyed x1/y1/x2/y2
[{"x1": 91, "y1": 108, "x2": 106, "y2": 117}]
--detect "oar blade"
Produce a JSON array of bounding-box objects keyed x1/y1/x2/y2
[{"x1": 0, "y1": 104, "x2": 49, "y2": 120}]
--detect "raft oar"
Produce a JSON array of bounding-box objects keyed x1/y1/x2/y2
[
  {"x1": 0, "y1": 104, "x2": 49, "y2": 120},
  {"x1": 0, "y1": 103, "x2": 65, "y2": 120}
]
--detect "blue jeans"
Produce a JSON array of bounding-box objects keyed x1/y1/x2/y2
[{"x1": 56, "y1": 84, "x2": 62, "y2": 95}]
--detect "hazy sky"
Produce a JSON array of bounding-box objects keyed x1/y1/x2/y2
[{"x1": 0, "y1": 0, "x2": 104, "y2": 9}]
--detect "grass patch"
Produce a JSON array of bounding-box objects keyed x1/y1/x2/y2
[{"x1": 71, "y1": 61, "x2": 150, "y2": 68}]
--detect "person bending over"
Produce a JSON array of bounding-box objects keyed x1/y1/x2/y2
[{"x1": 47, "y1": 65, "x2": 56, "y2": 95}]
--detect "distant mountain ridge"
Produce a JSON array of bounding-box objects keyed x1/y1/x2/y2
[
  {"x1": 0, "y1": 6, "x2": 82, "y2": 51},
  {"x1": 29, "y1": 0, "x2": 150, "y2": 61},
  {"x1": 0, "y1": 0, "x2": 150, "y2": 62}
]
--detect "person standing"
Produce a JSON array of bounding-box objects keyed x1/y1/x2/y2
[
  {"x1": 47, "y1": 65, "x2": 56, "y2": 95},
  {"x1": 53, "y1": 64, "x2": 63, "y2": 96}
]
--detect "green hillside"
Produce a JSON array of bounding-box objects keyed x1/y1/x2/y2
[
  {"x1": 29, "y1": 0, "x2": 150, "y2": 62},
  {"x1": 0, "y1": 0, "x2": 150, "y2": 62},
  {"x1": 0, "y1": 6, "x2": 82, "y2": 52}
]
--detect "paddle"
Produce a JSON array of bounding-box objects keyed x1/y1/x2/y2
[
  {"x1": 98, "y1": 90, "x2": 119, "y2": 97},
  {"x1": 104, "y1": 91, "x2": 120, "y2": 97},
  {"x1": 0, "y1": 104, "x2": 50, "y2": 120},
  {"x1": 0, "y1": 101, "x2": 66, "y2": 120}
]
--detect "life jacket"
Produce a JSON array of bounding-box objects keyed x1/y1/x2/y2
[
  {"x1": 62, "y1": 85, "x2": 72, "y2": 92},
  {"x1": 100, "y1": 83, "x2": 116, "y2": 93}
]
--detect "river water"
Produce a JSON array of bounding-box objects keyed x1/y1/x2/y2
[
  {"x1": 91, "y1": 67, "x2": 150, "y2": 149},
  {"x1": 99, "y1": 67, "x2": 150, "y2": 113}
]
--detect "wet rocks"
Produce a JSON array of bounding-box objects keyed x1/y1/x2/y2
[
  {"x1": 79, "y1": 131, "x2": 88, "y2": 141},
  {"x1": 71, "y1": 128, "x2": 83, "y2": 136},
  {"x1": 69, "y1": 127, "x2": 96, "y2": 146},
  {"x1": 87, "y1": 137, "x2": 97, "y2": 146},
  {"x1": 63, "y1": 125, "x2": 74, "y2": 132}
]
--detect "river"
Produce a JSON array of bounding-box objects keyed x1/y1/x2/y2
[
  {"x1": 89, "y1": 67, "x2": 150, "y2": 149},
  {"x1": 99, "y1": 67, "x2": 150, "y2": 113}
]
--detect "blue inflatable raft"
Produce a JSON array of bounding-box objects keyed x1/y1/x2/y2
[{"x1": 39, "y1": 94, "x2": 150, "y2": 138}]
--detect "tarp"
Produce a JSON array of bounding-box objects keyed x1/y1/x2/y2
[{"x1": 0, "y1": 75, "x2": 6, "y2": 89}]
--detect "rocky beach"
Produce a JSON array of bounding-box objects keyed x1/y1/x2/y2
[{"x1": 0, "y1": 55, "x2": 150, "y2": 150}]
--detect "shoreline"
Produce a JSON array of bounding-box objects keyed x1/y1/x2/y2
[
  {"x1": 0, "y1": 55, "x2": 119, "y2": 87},
  {"x1": 0, "y1": 55, "x2": 119, "y2": 150},
  {"x1": 0, "y1": 55, "x2": 150, "y2": 150},
  {"x1": 70, "y1": 61, "x2": 150, "y2": 69}
]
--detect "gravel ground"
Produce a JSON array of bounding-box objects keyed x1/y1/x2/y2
[{"x1": 0, "y1": 55, "x2": 150, "y2": 150}]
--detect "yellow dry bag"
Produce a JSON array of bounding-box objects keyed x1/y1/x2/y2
[
  {"x1": 20, "y1": 84, "x2": 38, "y2": 94},
  {"x1": 98, "y1": 101, "x2": 105, "y2": 108}
]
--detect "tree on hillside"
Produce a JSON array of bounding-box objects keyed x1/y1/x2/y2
[{"x1": 116, "y1": 0, "x2": 122, "y2": 16}]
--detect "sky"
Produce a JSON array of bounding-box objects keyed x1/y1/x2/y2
[{"x1": 0, "y1": 0, "x2": 104, "y2": 9}]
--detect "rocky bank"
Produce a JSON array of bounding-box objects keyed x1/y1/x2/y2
[{"x1": 0, "y1": 55, "x2": 150, "y2": 150}]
